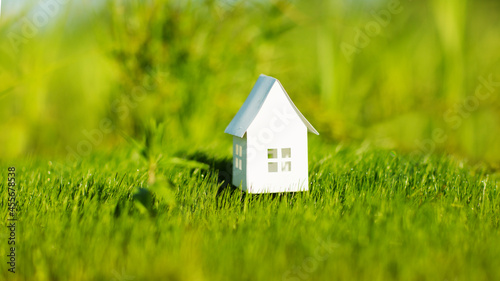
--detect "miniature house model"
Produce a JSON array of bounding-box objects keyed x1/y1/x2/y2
[{"x1": 225, "y1": 74, "x2": 319, "y2": 193}]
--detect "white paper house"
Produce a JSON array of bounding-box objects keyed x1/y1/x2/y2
[{"x1": 225, "y1": 74, "x2": 319, "y2": 193}]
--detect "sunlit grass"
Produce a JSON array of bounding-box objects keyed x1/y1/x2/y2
[
  {"x1": 0, "y1": 1, "x2": 499, "y2": 279},
  {"x1": 1, "y1": 141, "x2": 499, "y2": 280}
]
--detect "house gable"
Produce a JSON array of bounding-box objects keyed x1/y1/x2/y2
[
  {"x1": 225, "y1": 74, "x2": 319, "y2": 138},
  {"x1": 245, "y1": 81, "x2": 309, "y2": 193},
  {"x1": 246, "y1": 81, "x2": 307, "y2": 139}
]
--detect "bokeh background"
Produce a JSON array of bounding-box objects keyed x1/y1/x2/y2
[{"x1": 0, "y1": 0, "x2": 499, "y2": 163}]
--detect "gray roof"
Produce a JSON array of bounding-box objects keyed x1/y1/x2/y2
[{"x1": 225, "y1": 74, "x2": 319, "y2": 138}]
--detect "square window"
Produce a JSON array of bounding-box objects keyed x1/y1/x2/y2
[
  {"x1": 268, "y1": 162, "x2": 278, "y2": 173},
  {"x1": 268, "y1": 149, "x2": 278, "y2": 159},
  {"x1": 282, "y1": 148, "x2": 291, "y2": 158},
  {"x1": 282, "y1": 161, "x2": 291, "y2": 172}
]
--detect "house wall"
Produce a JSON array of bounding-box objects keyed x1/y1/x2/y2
[
  {"x1": 246, "y1": 82, "x2": 309, "y2": 193},
  {"x1": 232, "y1": 135, "x2": 247, "y2": 191}
]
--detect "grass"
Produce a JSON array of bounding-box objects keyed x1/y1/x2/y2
[
  {"x1": 1, "y1": 1, "x2": 500, "y2": 280},
  {"x1": 1, "y1": 140, "x2": 499, "y2": 281}
]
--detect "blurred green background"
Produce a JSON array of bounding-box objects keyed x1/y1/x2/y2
[{"x1": 0, "y1": 0, "x2": 499, "y2": 163}]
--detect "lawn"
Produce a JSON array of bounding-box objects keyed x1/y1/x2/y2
[
  {"x1": 1, "y1": 139, "x2": 499, "y2": 281},
  {"x1": 1, "y1": 0, "x2": 500, "y2": 280}
]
